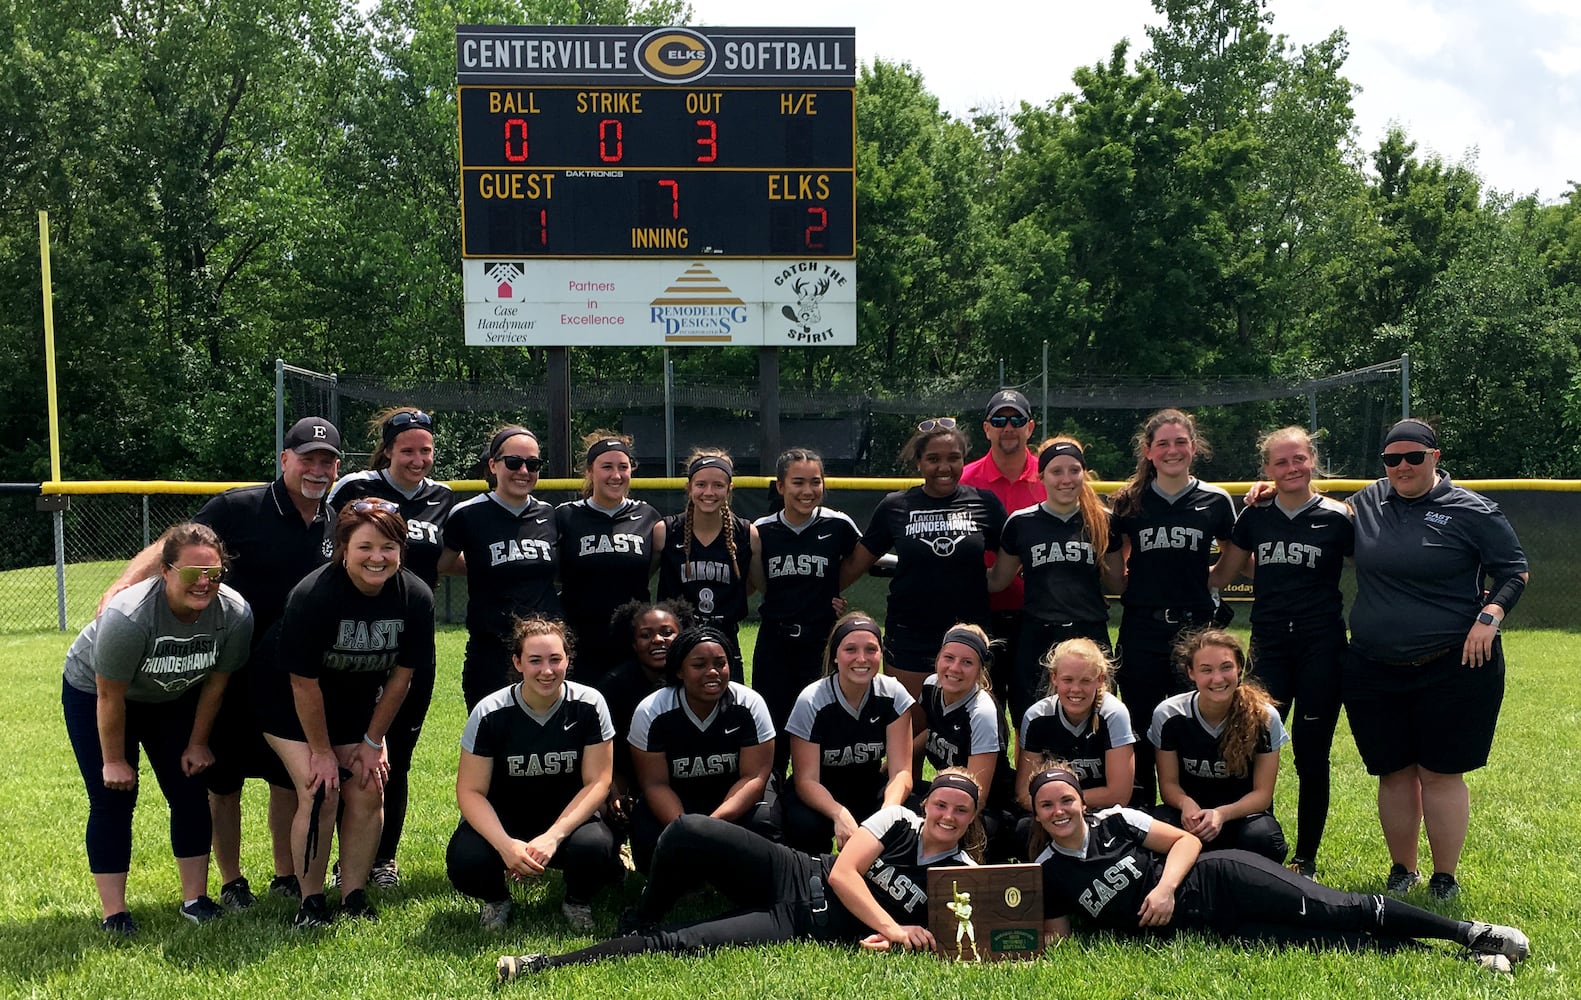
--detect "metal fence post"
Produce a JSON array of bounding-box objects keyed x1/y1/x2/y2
[
  {"x1": 53, "y1": 508, "x2": 66, "y2": 631},
  {"x1": 142, "y1": 495, "x2": 150, "y2": 548}
]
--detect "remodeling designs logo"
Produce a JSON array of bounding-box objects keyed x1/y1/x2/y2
[{"x1": 649, "y1": 263, "x2": 749, "y2": 342}]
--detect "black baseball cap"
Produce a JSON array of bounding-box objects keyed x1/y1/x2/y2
[
  {"x1": 284, "y1": 417, "x2": 343, "y2": 457},
  {"x1": 985, "y1": 389, "x2": 1031, "y2": 420}
]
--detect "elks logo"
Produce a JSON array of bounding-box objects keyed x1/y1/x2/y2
[
  {"x1": 483, "y1": 262, "x2": 527, "y2": 302},
  {"x1": 781, "y1": 275, "x2": 833, "y2": 343},
  {"x1": 635, "y1": 27, "x2": 716, "y2": 84}
]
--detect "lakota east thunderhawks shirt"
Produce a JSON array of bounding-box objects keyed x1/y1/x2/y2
[
  {"x1": 461, "y1": 680, "x2": 614, "y2": 834},
  {"x1": 328, "y1": 471, "x2": 455, "y2": 588},
  {"x1": 63, "y1": 578, "x2": 254, "y2": 702},
  {"x1": 1018, "y1": 695, "x2": 1137, "y2": 791},
  {"x1": 917, "y1": 674, "x2": 1001, "y2": 771},
  {"x1": 1230, "y1": 495, "x2": 1353, "y2": 627},
  {"x1": 1112, "y1": 480, "x2": 1235, "y2": 611},
  {"x1": 860, "y1": 486, "x2": 1006, "y2": 639},
  {"x1": 444, "y1": 493, "x2": 560, "y2": 635},
  {"x1": 1147, "y1": 691, "x2": 1288, "y2": 808},
  {"x1": 820, "y1": 805, "x2": 976, "y2": 930},
  {"x1": 1036, "y1": 806, "x2": 1161, "y2": 930},
  {"x1": 628, "y1": 681, "x2": 774, "y2": 814},
  {"x1": 658, "y1": 512, "x2": 752, "y2": 626},
  {"x1": 754, "y1": 507, "x2": 861, "y2": 634},
  {"x1": 786, "y1": 673, "x2": 914, "y2": 805},
  {"x1": 1000, "y1": 505, "x2": 1121, "y2": 624},
  {"x1": 555, "y1": 498, "x2": 662, "y2": 635}
]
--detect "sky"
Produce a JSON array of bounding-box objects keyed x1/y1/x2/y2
[{"x1": 687, "y1": 0, "x2": 1581, "y2": 202}]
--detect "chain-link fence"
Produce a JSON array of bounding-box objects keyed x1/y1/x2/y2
[{"x1": 4, "y1": 480, "x2": 1575, "y2": 635}]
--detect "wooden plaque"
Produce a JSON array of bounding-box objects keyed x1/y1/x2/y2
[{"x1": 926, "y1": 864, "x2": 1043, "y2": 962}]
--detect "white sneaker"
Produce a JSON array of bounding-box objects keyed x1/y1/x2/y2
[
  {"x1": 1466, "y1": 922, "x2": 1530, "y2": 963},
  {"x1": 480, "y1": 898, "x2": 512, "y2": 930},
  {"x1": 560, "y1": 898, "x2": 594, "y2": 931}
]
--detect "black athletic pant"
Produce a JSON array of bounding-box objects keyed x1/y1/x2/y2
[
  {"x1": 376, "y1": 654, "x2": 435, "y2": 864},
  {"x1": 63, "y1": 679, "x2": 211, "y2": 872},
  {"x1": 1176, "y1": 850, "x2": 1474, "y2": 950},
  {"x1": 1011, "y1": 617, "x2": 1112, "y2": 735},
  {"x1": 539, "y1": 814, "x2": 835, "y2": 968},
  {"x1": 1115, "y1": 609, "x2": 1204, "y2": 808},
  {"x1": 751, "y1": 623, "x2": 828, "y2": 774},
  {"x1": 630, "y1": 787, "x2": 781, "y2": 874},
  {"x1": 446, "y1": 816, "x2": 622, "y2": 904},
  {"x1": 1250, "y1": 618, "x2": 1346, "y2": 864},
  {"x1": 986, "y1": 609, "x2": 1022, "y2": 716},
  {"x1": 462, "y1": 632, "x2": 515, "y2": 714},
  {"x1": 1152, "y1": 807, "x2": 1288, "y2": 864},
  {"x1": 780, "y1": 777, "x2": 885, "y2": 855}
]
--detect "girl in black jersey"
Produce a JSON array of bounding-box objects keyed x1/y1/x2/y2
[
  {"x1": 495, "y1": 769, "x2": 984, "y2": 981},
  {"x1": 327, "y1": 406, "x2": 454, "y2": 887},
  {"x1": 1210, "y1": 427, "x2": 1353, "y2": 878},
  {"x1": 1014, "y1": 638, "x2": 1136, "y2": 817},
  {"x1": 1027, "y1": 766, "x2": 1530, "y2": 974},
  {"x1": 627, "y1": 625, "x2": 777, "y2": 871},
  {"x1": 843, "y1": 419, "x2": 1007, "y2": 699},
  {"x1": 988, "y1": 436, "x2": 1123, "y2": 727},
  {"x1": 782, "y1": 614, "x2": 914, "y2": 853},
  {"x1": 439, "y1": 426, "x2": 559, "y2": 711},
  {"x1": 263, "y1": 501, "x2": 435, "y2": 927},
  {"x1": 446, "y1": 617, "x2": 621, "y2": 933},
  {"x1": 752, "y1": 448, "x2": 862, "y2": 768},
  {"x1": 1109, "y1": 409, "x2": 1235, "y2": 808},
  {"x1": 556, "y1": 431, "x2": 665, "y2": 686},
  {"x1": 657, "y1": 449, "x2": 760, "y2": 647},
  {"x1": 1150, "y1": 630, "x2": 1288, "y2": 863}
]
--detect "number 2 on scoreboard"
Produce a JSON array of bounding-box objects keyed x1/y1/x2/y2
[{"x1": 805, "y1": 206, "x2": 827, "y2": 249}]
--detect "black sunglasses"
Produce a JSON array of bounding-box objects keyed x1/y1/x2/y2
[
  {"x1": 386, "y1": 410, "x2": 432, "y2": 431},
  {"x1": 497, "y1": 454, "x2": 545, "y2": 473},
  {"x1": 988, "y1": 414, "x2": 1029, "y2": 428},
  {"x1": 917, "y1": 417, "x2": 957, "y2": 433},
  {"x1": 1380, "y1": 450, "x2": 1433, "y2": 468}
]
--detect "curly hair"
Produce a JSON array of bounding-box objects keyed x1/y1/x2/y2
[{"x1": 1173, "y1": 628, "x2": 1276, "y2": 778}]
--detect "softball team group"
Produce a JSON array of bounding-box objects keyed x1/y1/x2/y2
[{"x1": 64, "y1": 399, "x2": 1532, "y2": 979}]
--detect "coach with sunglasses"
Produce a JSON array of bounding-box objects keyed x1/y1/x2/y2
[
  {"x1": 960, "y1": 389, "x2": 1042, "y2": 712},
  {"x1": 1345, "y1": 418, "x2": 1528, "y2": 901},
  {"x1": 440, "y1": 425, "x2": 561, "y2": 710}
]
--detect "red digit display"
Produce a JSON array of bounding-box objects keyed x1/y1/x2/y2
[
  {"x1": 695, "y1": 119, "x2": 717, "y2": 163},
  {"x1": 598, "y1": 119, "x2": 623, "y2": 163},
  {"x1": 504, "y1": 117, "x2": 528, "y2": 162},
  {"x1": 658, "y1": 179, "x2": 679, "y2": 219},
  {"x1": 805, "y1": 206, "x2": 828, "y2": 249},
  {"x1": 539, "y1": 208, "x2": 547, "y2": 246}
]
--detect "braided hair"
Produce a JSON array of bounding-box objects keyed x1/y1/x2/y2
[{"x1": 682, "y1": 448, "x2": 739, "y2": 570}]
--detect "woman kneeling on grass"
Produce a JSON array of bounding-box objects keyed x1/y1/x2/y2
[
  {"x1": 1028, "y1": 764, "x2": 1531, "y2": 973},
  {"x1": 447, "y1": 616, "x2": 622, "y2": 933},
  {"x1": 496, "y1": 768, "x2": 984, "y2": 982}
]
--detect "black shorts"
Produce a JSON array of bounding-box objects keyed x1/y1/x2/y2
[
  {"x1": 206, "y1": 637, "x2": 291, "y2": 792},
  {"x1": 1343, "y1": 641, "x2": 1505, "y2": 776}
]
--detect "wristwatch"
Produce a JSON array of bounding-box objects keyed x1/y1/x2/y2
[{"x1": 1476, "y1": 611, "x2": 1498, "y2": 627}]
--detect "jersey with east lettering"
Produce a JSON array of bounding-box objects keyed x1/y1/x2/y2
[
  {"x1": 461, "y1": 680, "x2": 615, "y2": 835},
  {"x1": 443, "y1": 493, "x2": 560, "y2": 637},
  {"x1": 327, "y1": 471, "x2": 454, "y2": 589},
  {"x1": 1036, "y1": 806, "x2": 1161, "y2": 929},
  {"x1": 628, "y1": 681, "x2": 775, "y2": 814},
  {"x1": 595, "y1": 658, "x2": 667, "y2": 787},
  {"x1": 754, "y1": 507, "x2": 861, "y2": 635},
  {"x1": 658, "y1": 512, "x2": 752, "y2": 627},
  {"x1": 786, "y1": 674, "x2": 914, "y2": 806},
  {"x1": 859, "y1": 486, "x2": 1006, "y2": 642},
  {"x1": 1147, "y1": 691, "x2": 1288, "y2": 808},
  {"x1": 1230, "y1": 495, "x2": 1353, "y2": 627},
  {"x1": 917, "y1": 674, "x2": 1002, "y2": 772},
  {"x1": 820, "y1": 805, "x2": 976, "y2": 930},
  {"x1": 1112, "y1": 480, "x2": 1235, "y2": 611},
  {"x1": 1000, "y1": 504, "x2": 1120, "y2": 624},
  {"x1": 193, "y1": 479, "x2": 335, "y2": 640},
  {"x1": 555, "y1": 498, "x2": 662, "y2": 643},
  {"x1": 63, "y1": 578, "x2": 254, "y2": 702},
  {"x1": 1018, "y1": 695, "x2": 1136, "y2": 790}
]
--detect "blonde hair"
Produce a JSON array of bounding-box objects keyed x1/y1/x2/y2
[
  {"x1": 1024, "y1": 754, "x2": 1081, "y2": 859},
  {"x1": 927, "y1": 766, "x2": 987, "y2": 861},
  {"x1": 681, "y1": 447, "x2": 738, "y2": 569},
  {"x1": 1257, "y1": 425, "x2": 1333, "y2": 479},
  {"x1": 1173, "y1": 628, "x2": 1277, "y2": 778},
  {"x1": 579, "y1": 429, "x2": 636, "y2": 499},
  {"x1": 1035, "y1": 435, "x2": 1111, "y2": 561},
  {"x1": 1039, "y1": 638, "x2": 1115, "y2": 730},
  {"x1": 936, "y1": 623, "x2": 995, "y2": 693}
]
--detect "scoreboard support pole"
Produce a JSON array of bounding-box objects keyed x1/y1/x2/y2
[
  {"x1": 547, "y1": 346, "x2": 572, "y2": 479},
  {"x1": 758, "y1": 347, "x2": 780, "y2": 475}
]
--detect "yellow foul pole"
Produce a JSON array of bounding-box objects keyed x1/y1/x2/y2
[{"x1": 39, "y1": 210, "x2": 61, "y2": 483}]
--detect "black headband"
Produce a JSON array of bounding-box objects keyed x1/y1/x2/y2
[
  {"x1": 587, "y1": 438, "x2": 632, "y2": 464},
  {"x1": 687, "y1": 455, "x2": 734, "y2": 480},
  {"x1": 830, "y1": 617, "x2": 882, "y2": 648},
  {"x1": 941, "y1": 627, "x2": 990, "y2": 665},
  {"x1": 1038, "y1": 441, "x2": 1086, "y2": 475},
  {"x1": 1028, "y1": 767, "x2": 1084, "y2": 802},
  {"x1": 929, "y1": 773, "x2": 981, "y2": 808},
  {"x1": 665, "y1": 625, "x2": 741, "y2": 682},
  {"x1": 1383, "y1": 419, "x2": 1437, "y2": 449},
  {"x1": 489, "y1": 427, "x2": 536, "y2": 460},
  {"x1": 381, "y1": 410, "x2": 433, "y2": 447}
]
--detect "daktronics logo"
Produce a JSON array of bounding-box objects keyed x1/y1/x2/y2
[{"x1": 635, "y1": 27, "x2": 716, "y2": 83}]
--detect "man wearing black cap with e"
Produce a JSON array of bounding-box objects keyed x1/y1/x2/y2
[
  {"x1": 101, "y1": 417, "x2": 343, "y2": 910},
  {"x1": 959, "y1": 389, "x2": 1042, "y2": 712}
]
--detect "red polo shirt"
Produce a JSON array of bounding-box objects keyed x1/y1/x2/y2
[{"x1": 960, "y1": 449, "x2": 1042, "y2": 611}]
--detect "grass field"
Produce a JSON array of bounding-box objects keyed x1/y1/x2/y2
[{"x1": 2, "y1": 624, "x2": 1577, "y2": 999}]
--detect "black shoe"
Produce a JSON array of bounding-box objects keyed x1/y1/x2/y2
[
  {"x1": 180, "y1": 896, "x2": 224, "y2": 924},
  {"x1": 340, "y1": 888, "x2": 377, "y2": 921},
  {"x1": 615, "y1": 907, "x2": 654, "y2": 937},
  {"x1": 100, "y1": 911, "x2": 137, "y2": 938},
  {"x1": 1385, "y1": 863, "x2": 1421, "y2": 895},
  {"x1": 496, "y1": 953, "x2": 548, "y2": 983},
  {"x1": 1427, "y1": 871, "x2": 1461, "y2": 901},
  {"x1": 219, "y1": 876, "x2": 256, "y2": 910},
  {"x1": 292, "y1": 893, "x2": 333, "y2": 929},
  {"x1": 1286, "y1": 857, "x2": 1317, "y2": 880},
  {"x1": 269, "y1": 873, "x2": 302, "y2": 899}
]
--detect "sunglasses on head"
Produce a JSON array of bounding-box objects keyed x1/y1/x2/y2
[
  {"x1": 497, "y1": 454, "x2": 545, "y2": 473},
  {"x1": 1380, "y1": 450, "x2": 1433, "y2": 468},
  {"x1": 349, "y1": 499, "x2": 401, "y2": 514},
  {"x1": 386, "y1": 410, "x2": 432, "y2": 432},
  {"x1": 169, "y1": 565, "x2": 224, "y2": 585},
  {"x1": 988, "y1": 414, "x2": 1029, "y2": 428},
  {"x1": 917, "y1": 417, "x2": 957, "y2": 433}
]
